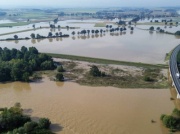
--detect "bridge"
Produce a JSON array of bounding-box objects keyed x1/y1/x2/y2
[{"x1": 169, "y1": 45, "x2": 180, "y2": 99}]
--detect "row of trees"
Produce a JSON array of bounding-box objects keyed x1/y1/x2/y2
[
  {"x1": 30, "y1": 32, "x2": 69, "y2": 39},
  {"x1": 71, "y1": 27, "x2": 134, "y2": 36},
  {"x1": 0, "y1": 103, "x2": 53, "y2": 133},
  {"x1": 0, "y1": 46, "x2": 56, "y2": 82},
  {"x1": 149, "y1": 26, "x2": 165, "y2": 33}
]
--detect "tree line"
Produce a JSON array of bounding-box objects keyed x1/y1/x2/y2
[
  {"x1": 0, "y1": 46, "x2": 56, "y2": 82},
  {"x1": 71, "y1": 25, "x2": 134, "y2": 36}
]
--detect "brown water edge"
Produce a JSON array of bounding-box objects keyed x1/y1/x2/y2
[{"x1": 0, "y1": 77, "x2": 178, "y2": 134}]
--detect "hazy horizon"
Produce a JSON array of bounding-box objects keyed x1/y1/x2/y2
[{"x1": 0, "y1": 0, "x2": 180, "y2": 8}]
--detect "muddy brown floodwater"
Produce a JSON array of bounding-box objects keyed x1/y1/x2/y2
[{"x1": 0, "y1": 77, "x2": 178, "y2": 134}]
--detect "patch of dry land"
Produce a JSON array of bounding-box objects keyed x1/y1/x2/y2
[{"x1": 50, "y1": 58, "x2": 169, "y2": 89}]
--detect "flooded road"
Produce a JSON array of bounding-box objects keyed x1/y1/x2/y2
[{"x1": 0, "y1": 77, "x2": 177, "y2": 134}]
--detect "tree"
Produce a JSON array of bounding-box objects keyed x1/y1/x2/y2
[
  {"x1": 156, "y1": 27, "x2": 160, "y2": 31},
  {"x1": 21, "y1": 46, "x2": 28, "y2": 54},
  {"x1": 66, "y1": 26, "x2": 69, "y2": 30},
  {"x1": 87, "y1": 30, "x2": 90, "y2": 35},
  {"x1": 175, "y1": 31, "x2": 180, "y2": 35},
  {"x1": 0, "y1": 105, "x2": 31, "y2": 132},
  {"x1": 50, "y1": 24, "x2": 55, "y2": 29},
  {"x1": 53, "y1": 18, "x2": 58, "y2": 24},
  {"x1": 59, "y1": 32, "x2": 62, "y2": 36},
  {"x1": 161, "y1": 115, "x2": 177, "y2": 129},
  {"x1": 48, "y1": 32, "x2": 53, "y2": 37},
  {"x1": 123, "y1": 27, "x2": 127, "y2": 31},
  {"x1": 29, "y1": 47, "x2": 38, "y2": 54},
  {"x1": 81, "y1": 30, "x2": 86, "y2": 35},
  {"x1": 30, "y1": 33, "x2": 35, "y2": 39},
  {"x1": 95, "y1": 30, "x2": 99, "y2": 34},
  {"x1": 149, "y1": 26, "x2": 154, "y2": 31},
  {"x1": 56, "y1": 73, "x2": 64, "y2": 81},
  {"x1": 24, "y1": 122, "x2": 38, "y2": 132},
  {"x1": 91, "y1": 30, "x2": 95, "y2": 34},
  {"x1": 32, "y1": 24, "x2": 35, "y2": 29},
  {"x1": 0, "y1": 46, "x2": 56, "y2": 82},
  {"x1": 120, "y1": 28, "x2": 123, "y2": 32},
  {"x1": 55, "y1": 32, "x2": 59, "y2": 36},
  {"x1": 100, "y1": 29, "x2": 103, "y2": 34},
  {"x1": 36, "y1": 34, "x2": 42, "y2": 39},
  {"x1": 72, "y1": 31, "x2": 75, "y2": 36},
  {"x1": 22, "y1": 72, "x2": 30, "y2": 82},
  {"x1": 14, "y1": 35, "x2": 18, "y2": 40},
  {"x1": 40, "y1": 61, "x2": 55, "y2": 70},
  {"x1": 38, "y1": 118, "x2": 51, "y2": 129}
]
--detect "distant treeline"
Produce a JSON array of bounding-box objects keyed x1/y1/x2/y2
[{"x1": 0, "y1": 12, "x2": 6, "y2": 16}]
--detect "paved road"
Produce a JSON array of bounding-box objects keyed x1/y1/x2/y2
[{"x1": 169, "y1": 45, "x2": 180, "y2": 96}]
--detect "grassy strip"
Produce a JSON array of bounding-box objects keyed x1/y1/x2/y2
[
  {"x1": 45, "y1": 53, "x2": 168, "y2": 68},
  {"x1": 77, "y1": 74, "x2": 169, "y2": 89},
  {"x1": 0, "y1": 27, "x2": 80, "y2": 36},
  {"x1": 94, "y1": 23, "x2": 106, "y2": 27},
  {"x1": 137, "y1": 22, "x2": 177, "y2": 26},
  {"x1": 0, "y1": 22, "x2": 31, "y2": 27},
  {"x1": 0, "y1": 28, "x2": 41, "y2": 36}
]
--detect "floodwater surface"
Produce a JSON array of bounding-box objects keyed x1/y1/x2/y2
[
  {"x1": 0, "y1": 19, "x2": 180, "y2": 64},
  {"x1": 0, "y1": 77, "x2": 177, "y2": 134}
]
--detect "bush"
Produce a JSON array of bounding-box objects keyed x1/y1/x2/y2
[
  {"x1": 144, "y1": 76, "x2": 154, "y2": 82},
  {"x1": 101, "y1": 72, "x2": 106, "y2": 77},
  {"x1": 24, "y1": 121, "x2": 38, "y2": 132},
  {"x1": 0, "y1": 104, "x2": 53, "y2": 133},
  {"x1": 57, "y1": 65, "x2": 65, "y2": 72},
  {"x1": 162, "y1": 115, "x2": 177, "y2": 129},
  {"x1": 0, "y1": 106, "x2": 31, "y2": 132},
  {"x1": 56, "y1": 73, "x2": 64, "y2": 81},
  {"x1": 149, "y1": 26, "x2": 154, "y2": 31},
  {"x1": 161, "y1": 114, "x2": 166, "y2": 120},
  {"x1": 38, "y1": 118, "x2": 51, "y2": 129},
  {"x1": 175, "y1": 31, "x2": 180, "y2": 35},
  {"x1": 173, "y1": 108, "x2": 180, "y2": 117},
  {"x1": 89, "y1": 65, "x2": 101, "y2": 77}
]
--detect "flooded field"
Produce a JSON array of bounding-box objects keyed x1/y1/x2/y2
[
  {"x1": 0, "y1": 77, "x2": 178, "y2": 134},
  {"x1": 0, "y1": 19, "x2": 179, "y2": 64},
  {"x1": 0, "y1": 18, "x2": 179, "y2": 133}
]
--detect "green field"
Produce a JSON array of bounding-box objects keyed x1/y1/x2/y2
[
  {"x1": 137, "y1": 22, "x2": 177, "y2": 26},
  {"x1": 0, "y1": 22, "x2": 32, "y2": 27},
  {"x1": 94, "y1": 23, "x2": 106, "y2": 27}
]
